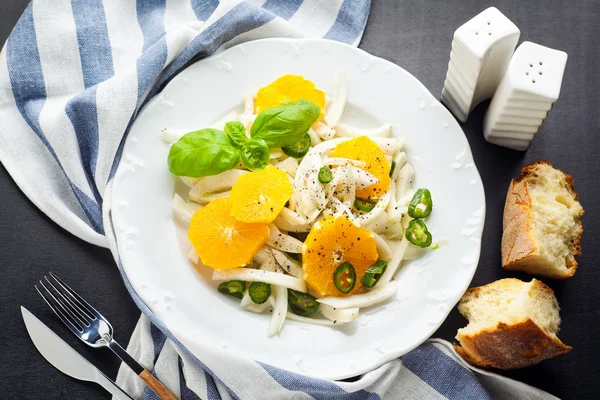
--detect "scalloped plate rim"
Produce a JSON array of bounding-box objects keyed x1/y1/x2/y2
[{"x1": 110, "y1": 38, "x2": 485, "y2": 380}]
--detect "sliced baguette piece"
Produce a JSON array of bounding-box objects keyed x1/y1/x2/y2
[
  {"x1": 502, "y1": 161, "x2": 584, "y2": 279},
  {"x1": 454, "y1": 278, "x2": 571, "y2": 369}
]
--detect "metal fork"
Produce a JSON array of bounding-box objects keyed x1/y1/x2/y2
[{"x1": 36, "y1": 272, "x2": 177, "y2": 400}]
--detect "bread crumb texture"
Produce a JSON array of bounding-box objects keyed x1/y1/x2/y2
[
  {"x1": 455, "y1": 278, "x2": 571, "y2": 369},
  {"x1": 502, "y1": 161, "x2": 584, "y2": 278}
]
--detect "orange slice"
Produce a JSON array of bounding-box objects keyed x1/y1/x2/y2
[
  {"x1": 254, "y1": 74, "x2": 326, "y2": 118},
  {"x1": 188, "y1": 198, "x2": 269, "y2": 270},
  {"x1": 302, "y1": 216, "x2": 378, "y2": 296},
  {"x1": 230, "y1": 165, "x2": 293, "y2": 223},
  {"x1": 330, "y1": 136, "x2": 391, "y2": 199}
]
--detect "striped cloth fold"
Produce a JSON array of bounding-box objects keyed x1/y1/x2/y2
[
  {"x1": 117, "y1": 316, "x2": 557, "y2": 400},
  {"x1": 0, "y1": 1, "x2": 557, "y2": 399}
]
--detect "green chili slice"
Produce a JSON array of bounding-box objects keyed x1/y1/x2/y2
[
  {"x1": 361, "y1": 260, "x2": 388, "y2": 288},
  {"x1": 318, "y1": 166, "x2": 333, "y2": 183},
  {"x1": 288, "y1": 289, "x2": 319, "y2": 316},
  {"x1": 281, "y1": 132, "x2": 311, "y2": 158},
  {"x1": 217, "y1": 280, "x2": 246, "y2": 299},
  {"x1": 354, "y1": 198, "x2": 376, "y2": 213},
  {"x1": 333, "y1": 261, "x2": 356, "y2": 294},
  {"x1": 248, "y1": 282, "x2": 271, "y2": 304},
  {"x1": 408, "y1": 188, "x2": 433, "y2": 218},
  {"x1": 389, "y1": 160, "x2": 396, "y2": 177},
  {"x1": 405, "y1": 219, "x2": 433, "y2": 248}
]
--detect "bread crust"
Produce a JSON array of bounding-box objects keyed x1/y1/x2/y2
[
  {"x1": 454, "y1": 318, "x2": 572, "y2": 369},
  {"x1": 501, "y1": 161, "x2": 584, "y2": 279},
  {"x1": 455, "y1": 279, "x2": 571, "y2": 369}
]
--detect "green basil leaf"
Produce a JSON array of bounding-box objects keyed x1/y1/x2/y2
[
  {"x1": 250, "y1": 99, "x2": 320, "y2": 148},
  {"x1": 241, "y1": 138, "x2": 270, "y2": 171},
  {"x1": 224, "y1": 121, "x2": 249, "y2": 147},
  {"x1": 168, "y1": 128, "x2": 240, "y2": 177}
]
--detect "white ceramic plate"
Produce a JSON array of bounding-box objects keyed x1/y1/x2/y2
[{"x1": 111, "y1": 38, "x2": 485, "y2": 380}]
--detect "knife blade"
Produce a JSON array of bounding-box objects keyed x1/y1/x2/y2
[{"x1": 21, "y1": 306, "x2": 132, "y2": 400}]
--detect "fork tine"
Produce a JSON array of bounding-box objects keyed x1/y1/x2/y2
[
  {"x1": 36, "y1": 282, "x2": 83, "y2": 335},
  {"x1": 48, "y1": 271, "x2": 103, "y2": 320},
  {"x1": 44, "y1": 276, "x2": 92, "y2": 326}
]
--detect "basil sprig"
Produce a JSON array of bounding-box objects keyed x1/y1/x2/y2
[
  {"x1": 168, "y1": 129, "x2": 241, "y2": 177},
  {"x1": 226, "y1": 121, "x2": 270, "y2": 171},
  {"x1": 251, "y1": 99, "x2": 320, "y2": 148},
  {"x1": 167, "y1": 99, "x2": 320, "y2": 177},
  {"x1": 241, "y1": 138, "x2": 270, "y2": 171},
  {"x1": 224, "y1": 121, "x2": 249, "y2": 147}
]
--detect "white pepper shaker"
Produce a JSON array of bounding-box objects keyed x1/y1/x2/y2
[
  {"x1": 441, "y1": 7, "x2": 520, "y2": 122},
  {"x1": 484, "y1": 41, "x2": 568, "y2": 150}
]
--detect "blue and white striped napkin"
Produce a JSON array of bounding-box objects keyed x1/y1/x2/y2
[{"x1": 0, "y1": 1, "x2": 557, "y2": 399}]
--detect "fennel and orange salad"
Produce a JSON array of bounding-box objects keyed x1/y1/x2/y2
[{"x1": 163, "y1": 73, "x2": 435, "y2": 336}]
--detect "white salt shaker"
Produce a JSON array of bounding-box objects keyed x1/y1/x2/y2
[
  {"x1": 484, "y1": 41, "x2": 568, "y2": 150},
  {"x1": 441, "y1": 7, "x2": 520, "y2": 122}
]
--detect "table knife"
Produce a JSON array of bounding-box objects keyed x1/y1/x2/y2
[{"x1": 21, "y1": 306, "x2": 132, "y2": 400}]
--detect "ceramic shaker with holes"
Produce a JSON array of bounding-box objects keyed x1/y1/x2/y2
[
  {"x1": 442, "y1": 7, "x2": 520, "y2": 122},
  {"x1": 484, "y1": 41, "x2": 568, "y2": 150}
]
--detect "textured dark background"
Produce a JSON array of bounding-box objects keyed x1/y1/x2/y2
[{"x1": 1, "y1": 1, "x2": 599, "y2": 399}]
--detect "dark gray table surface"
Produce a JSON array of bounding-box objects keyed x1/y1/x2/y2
[{"x1": 1, "y1": 1, "x2": 599, "y2": 399}]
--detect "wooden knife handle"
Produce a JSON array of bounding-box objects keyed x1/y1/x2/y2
[{"x1": 139, "y1": 369, "x2": 178, "y2": 400}]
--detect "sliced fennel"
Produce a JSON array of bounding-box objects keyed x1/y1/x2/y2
[
  {"x1": 317, "y1": 281, "x2": 398, "y2": 309},
  {"x1": 161, "y1": 128, "x2": 185, "y2": 144},
  {"x1": 188, "y1": 247, "x2": 199, "y2": 264},
  {"x1": 272, "y1": 249, "x2": 303, "y2": 279},
  {"x1": 275, "y1": 157, "x2": 299, "y2": 178},
  {"x1": 374, "y1": 237, "x2": 409, "y2": 288},
  {"x1": 268, "y1": 285, "x2": 288, "y2": 337},
  {"x1": 180, "y1": 176, "x2": 201, "y2": 188},
  {"x1": 273, "y1": 208, "x2": 312, "y2": 232},
  {"x1": 373, "y1": 232, "x2": 393, "y2": 261},
  {"x1": 189, "y1": 169, "x2": 247, "y2": 203},
  {"x1": 212, "y1": 269, "x2": 307, "y2": 293},
  {"x1": 320, "y1": 304, "x2": 359, "y2": 323},
  {"x1": 267, "y1": 224, "x2": 303, "y2": 253},
  {"x1": 171, "y1": 193, "x2": 202, "y2": 221}
]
